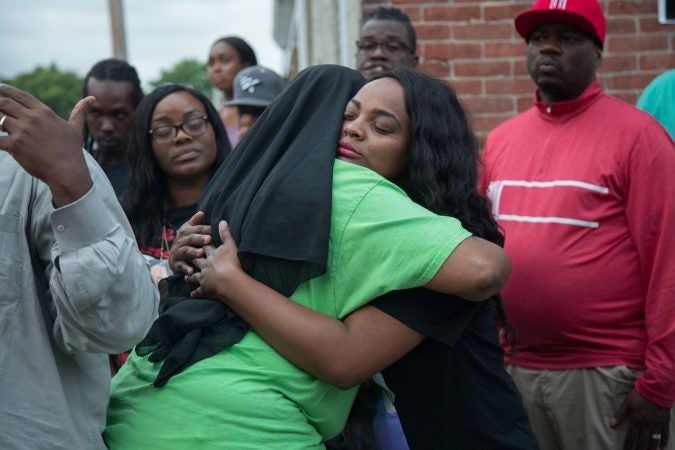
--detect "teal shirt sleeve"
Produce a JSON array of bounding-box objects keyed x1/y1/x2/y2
[
  {"x1": 637, "y1": 70, "x2": 675, "y2": 139},
  {"x1": 331, "y1": 163, "x2": 472, "y2": 317}
]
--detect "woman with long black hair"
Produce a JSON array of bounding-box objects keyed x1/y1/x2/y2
[
  {"x1": 339, "y1": 69, "x2": 536, "y2": 450},
  {"x1": 109, "y1": 84, "x2": 230, "y2": 372},
  {"x1": 122, "y1": 84, "x2": 230, "y2": 283}
]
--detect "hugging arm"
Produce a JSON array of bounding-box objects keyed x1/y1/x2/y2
[
  {"x1": 425, "y1": 235, "x2": 511, "y2": 301},
  {"x1": 184, "y1": 219, "x2": 508, "y2": 389},
  {"x1": 188, "y1": 221, "x2": 423, "y2": 389},
  {"x1": 172, "y1": 211, "x2": 511, "y2": 302}
]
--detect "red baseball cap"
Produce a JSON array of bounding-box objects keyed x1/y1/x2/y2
[{"x1": 515, "y1": 0, "x2": 606, "y2": 47}]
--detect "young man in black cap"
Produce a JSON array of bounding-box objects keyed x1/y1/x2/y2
[
  {"x1": 481, "y1": 1, "x2": 675, "y2": 449},
  {"x1": 225, "y1": 65, "x2": 285, "y2": 145}
]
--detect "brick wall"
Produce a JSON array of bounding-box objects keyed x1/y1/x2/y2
[{"x1": 362, "y1": 0, "x2": 675, "y2": 140}]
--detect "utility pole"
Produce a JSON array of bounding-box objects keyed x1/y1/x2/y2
[{"x1": 108, "y1": 0, "x2": 127, "y2": 60}]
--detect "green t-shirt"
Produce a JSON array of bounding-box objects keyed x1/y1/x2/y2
[{"x1": 104, "y1": 160, "x2": 471, "y2": 449}]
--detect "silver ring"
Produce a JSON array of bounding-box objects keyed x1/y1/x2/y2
[
  {"x1": 651, "y1": 433, "x2": 662, "y2": 440},
  {"x1": 0, "y1": 115, "x2": 7, "y2": 132}
]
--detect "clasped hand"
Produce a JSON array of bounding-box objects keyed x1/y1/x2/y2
[{"x1": 169, "y1": 211, "x2": 243, "y2": 299}]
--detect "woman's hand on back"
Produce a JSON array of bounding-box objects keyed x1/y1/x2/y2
[
  {"x1": 169, "y1": 211, "x2": 212, "y2": 275},
  {"x1": 188, "y1": 221, "x2": 244, "y2": 299}
]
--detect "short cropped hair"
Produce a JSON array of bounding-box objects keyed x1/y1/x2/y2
[
  {"x1": 82, "y1": 59, "x2": 144, "y2": 152},
  {"x1": 363, "y1": 7, "x2": 416, "y2": 50}
]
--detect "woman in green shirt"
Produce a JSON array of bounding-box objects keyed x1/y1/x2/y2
[{"x1": 105, "y1": 66, "x2": 510, "y2": 449}]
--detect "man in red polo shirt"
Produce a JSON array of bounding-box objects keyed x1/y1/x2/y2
[{"x1": 481, "y1": 1, "x2": 675, "y2": 449}]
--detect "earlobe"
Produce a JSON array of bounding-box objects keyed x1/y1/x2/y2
[{"x1": 595, "y1": 50, "x2": 603, "y2": 69}]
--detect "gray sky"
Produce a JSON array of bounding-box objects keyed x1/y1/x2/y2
[{"x1": 1, "y1": 0, "x2": 284, "y2": 87}]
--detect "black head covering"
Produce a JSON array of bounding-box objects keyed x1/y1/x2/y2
[
  {"x1": 199, "y1": 64, "x2": 365, "y2": 296},
  {"x1": 136, "y1": 65, "x2": 365, "y2": 386}
]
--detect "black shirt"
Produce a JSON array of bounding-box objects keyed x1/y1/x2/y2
[
  {"x1": 101, "y1": 162, "x2": 129, "y2": 200},
  {"x1": 373, "y1": 290, "x2": 539, "y2": 450}
]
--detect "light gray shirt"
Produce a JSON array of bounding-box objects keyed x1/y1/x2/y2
[{"x1": 0, "y1": 151, "x2": 159, "y2": 449}]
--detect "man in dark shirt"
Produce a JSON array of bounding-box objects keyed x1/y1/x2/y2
[{"x1": 82, "y1": 59, "x2": 144, "y2": 199}]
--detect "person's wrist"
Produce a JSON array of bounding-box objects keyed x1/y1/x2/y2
[
  {"x1": 216, "y1": 265, "x2": 245, "y2": 301},
  {"x1": 47, "y1": 172, "x2": 93, "y2": 207},
  {"x1": 43, "y1": 156, "x2": 92, "y2": 206}
]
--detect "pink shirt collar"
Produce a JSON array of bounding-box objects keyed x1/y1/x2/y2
[{"x1": 534, "y1": 80, "x2": 604, "y2": 120}]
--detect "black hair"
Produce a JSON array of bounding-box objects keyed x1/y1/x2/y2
[
  {"x1": 363, "y1": 7, "x2": 417, "y2": 51},
  {"x1": 212, "y1": 36, "x2": 258, "y2": 66},
  {"x1": 82, "y1": 58, "x2": 144, "y2": 153},
  {"x1": 122, "y1": 84, "x2": 231, "y2": 245},
  {"x1": 374, "y1": 68, "x2": 513, "y2": 342}
]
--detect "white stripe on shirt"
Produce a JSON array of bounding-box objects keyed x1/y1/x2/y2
[{"x1": 486, "y1": 179, "x2": 608, "y2": 228}]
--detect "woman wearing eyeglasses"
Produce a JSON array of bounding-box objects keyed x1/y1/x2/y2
[
  {"x1": 122, "y1": 84, "x2": 230, "y2": 285},
  {"x1": 110, "y1": 85, "x2": 230, "y2": 372},
  {"x1": 113, "y1": 84, "x2": 231, "y2": 370}
]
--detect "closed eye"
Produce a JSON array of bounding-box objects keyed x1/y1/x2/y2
[{"x1": 373, "y1": 123, "x2": 393, "y2": 134}]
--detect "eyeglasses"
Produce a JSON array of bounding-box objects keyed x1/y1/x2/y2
[
  {"x1": 356, "y1": 40, "x2": 411, "y2": 55},
  {"x1": 148, "y1": 116, "x2": 209, "y2": 144}
]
